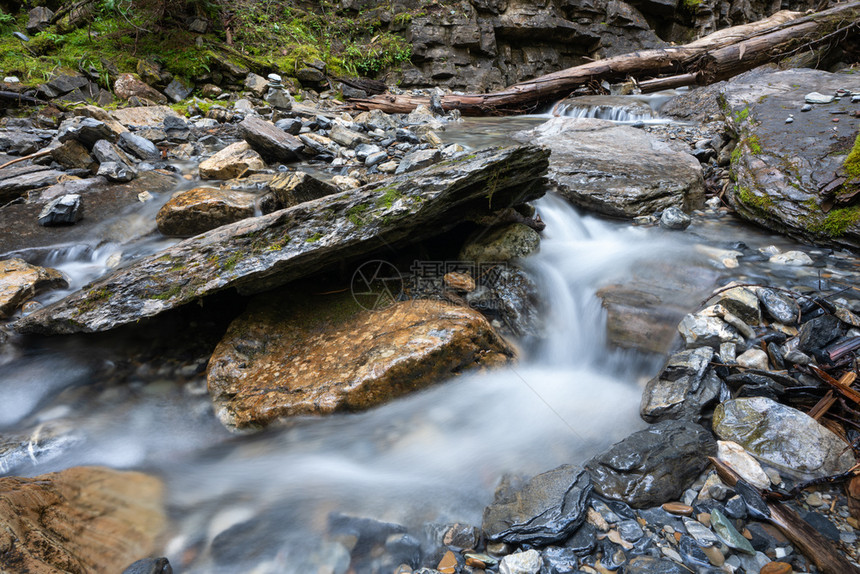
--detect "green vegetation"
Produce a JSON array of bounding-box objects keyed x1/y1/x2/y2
[
  {"x1": 746, "y1": 135, "x2": 762, "y2": 154},
  {"x1": 737, "y1": 186, "x2": 774, "y2": 212},
  {"x1": 808, "y1": 205, "x2": 860, "y2": 237},
  {"x1": 346, "y1": 202, "x2": 370, "y2": 226},
  {"x1": 222, "y1": 251, "x2": 242, "y2": 271},
  {"x1": 844, "y1": 132, "x2": 860, "y2": 179},
  {"x1": 374, "y1": 185, "x2": 403, "y2": 210},
  {"x1": 150, "y1": 283, "x2": 183, "y2": 300},
  {"x1": 733, "y1": 107, "x2": 750, "y2": 123},
  {"x1": 305, "y1": 232, "x2": 323, "y2": 242}
]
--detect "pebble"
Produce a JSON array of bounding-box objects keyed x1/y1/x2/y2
[
  {"x1": 760, "y1": 562, "x2": 792, "y2": 574},
  {"x1": 499, "y1": 549, "x2": 541, "y2": 574},
  {"x1": 662, "y1": 503, "x2": 693, "y2": 516},
  {"x1": 785, "y1": 117, "x2": 793, "y2": 124},
  {"x1": 806, "y1": 492, "x2": 825, "y2": 507},
  {"x1": 805, "y1": 92, "x2": 834, "y2": 104},
  {"x1": 801, "y1": 103, "x2": 812, "y2": 112},
  {"x1": 683, "y1": 518, "x2": 719, "y2": 547},
  {"x1": 702, "y1": 545, "x2": 725, "y2": 566},
  {"x1": 437, "y1": 550, "x2": 457, "y2": 574},
  {"x1": 711, "y1": 509, "x2": 756, "y2": 555}
]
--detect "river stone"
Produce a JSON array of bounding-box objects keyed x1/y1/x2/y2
[
  {"x1": 239, "y1": 116, "x2": 303, "y2": 162},
  {"x1": 624, "y1": 556, "x2": 688, "y2": 574},
  {"x1": 156, "y1": 187, "x2": 257, "y2": 237},
  {"x1": 711, "y1": 508, "x2": 755, "y2": 555},
  {"x1": 659, "y1": 206, "x2": 691, "y2": 230},
  {"x1": 207, "y1": 296, "x2": 514, "y2": 430},
  {"x1": 0, "y1": 466, "x2": 165, "y2": 574},
  {"x1": 460, "y1": 223, "x2": 540, "y2": 264},
  {"x1": 199, "y1": 141, "x2": 267, "y2": 179},
  {"x1": 499, "y1": 549, "x2": 541, "y2": 574},
  {"x1": 114, "y1": 73, "x2": 168, "y2": 104},
  {"x1": 640, "y1": 346, "x2": 720, "y2": 423},
  {"x1": 722, "y1": 68, "x2": 860, "y2": 249},
  {"x1": 482, "y1": 465, "x2": 591, "y2": 546},
  {"x1": 51, "y1": 139, "x2": 96, "y2": 170},
  {"x1": 164, "y1": 77, "x2": 193, "y2": 102},
  {"x1": 268, "y1": 171, "x2": 339, "y2": 209},
  {"x1": 678, "y1": 310, "x2": 738, "y2": 348},
  {"x1": 244, "y1": 72, "x2": 268, "y2": 96},
  {"x1": 797, "y1": 314, "x2": 844, "y2": 353},
  {"x1": 396, "y1": 149, "x2": 442, "y2": 174},
  {"x1": 585, "y1": 420, "x2": 716, "y2": 508},
  {"x1": 757, "y1": 288, "x2": 799, "y2": 324},
  {"x1": 717, "y1": 441, "x2": 770, "y2": 489},
  {"x1": 713, "y1": 397, "x2": 855, "y2": 479},
  {"x1": 111, "y1": 105, "x2": 183, "y2": 127},
  {"x1": 718, "y1": 287, "x2": 761, "y2": 326},
  {"x1": 97, "y1": 161, "x2": 136, "y2": 182},
  {"x1": 0, "y1": 258, "x2": 67, "y2": 317},
  {"x1": 736, "y1": 348, "x2": 769, "y2": 371},
  {"x1": 38, "y1": 193, "x2": 84, "y2": 226},
  {"x1": 769, "y1": 250, "x2": 813, "y2": 266},
  {"x1": 122, "y1": 557, "x2": 173, "y2": 574},
  {"x1": 329, "y1": 123, "x2": 369, "y2": 148},
  {"x1": 118, "y1": 131, "x2": 161, "y2": 161},
  {"x1": 26, "y1": 6, "x2": 54, "y2": 34},
  {"x1": 514, "y1": 117, "x2": 704, "y2": 218}
]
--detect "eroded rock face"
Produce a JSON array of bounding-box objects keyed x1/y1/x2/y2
[
  {"x1": 207, "y1": 296, "x2": 514, "y2": 430},
  {"x1": 721, "y1": 68, "x2": 860, "y2": 250},
  {"x1": 0, "y1": 258, "x2": 67, "y2": 318},
  {"x1": 585, "y1": 420, "x2": 716, "y2": 508},
  {"x1": 515, "y1": 118, "x2": 704, "y2": 218},
  {"x1": 156, "y1": 187, "x2": 257, "y2": 237},
  {"x1": 482, "y1": 465, "x2": 591, "y2": 546},
  {"x1": 713, "y1": 397, "x2": 856, "y2": 479},
  {"x1": 0, "y1": 466, "x2": 166, "y2": 574},
  {"x1": 17, "y1": 145, "x2": 548, "y2": 335}
]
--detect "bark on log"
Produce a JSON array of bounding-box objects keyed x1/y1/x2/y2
[{"x1": 348, "y1": 2, "x2": 860, "y2": 115}]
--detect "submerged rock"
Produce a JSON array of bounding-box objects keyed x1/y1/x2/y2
[
  {"x1": 18, "y1": 145, "x2": 548, "y2": 335},
  {"x1": 585, "y1": 420, "x2": 715, "y2": 508},
  {"x1": 0, "y1": 258, "x2": 67, "y2": 318},
  {"x1": 515, "y1": 117, "x2": 704, "y2": 218},
  {"x1": 207, "y1": 296, "x2": 514, "y2": 430},
  {"x1": 482, "y1": 465, "x2": 592, "y2": 546},
  {"x1": 156, "y1": 187, "x2": 257, "y2": 237},
  {"x1": 713, "y1": 397, "x2": 855, "y2": 479},
  {"x1": 0, "y1": 466, "x2": 165, "y2": 574}
]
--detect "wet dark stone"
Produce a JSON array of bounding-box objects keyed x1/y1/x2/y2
[
  {"x1": 483, "y1": 464, "x2": 592, "y2": 546},
  {"x1": 767, "y1": 342, "x2": 785, "y2": 370},
  {"x1": 328, "y1": 513, "x2": 407, "y2": 556},
  {"x1": 692, "y1": 499, "x2": 725, "y2": 516},
  {"x1": 724, "y1": 495, "x2": 748, "y2": 520},
  {"x1": 563, "y1": 522, "x2": 597, "y2": 555},
  {"x1": 396, "y1": 128, "x2": 420, "y2": 144},
  {"x1": 798, "y1": 315, "x2": 844, "y2": 353},
  {"x1": 734, "y1": 480, "x2": 770, "y2": 520},
  {"x1": 801, "y1": 510, "x2": 840, "y2": 542},
  {"x1": 636, "y1": 508, "x2": 686, "y2": 532},
  {"x1": 757, "y1": 288, "x2": 800, "y2": 324},
  {"x1": 617, "y1": 519, "x2": 645, "y2": 542},
  {"x1": 624, "y1": 555, "x2": 688, "y2": 574},
  {"x1": 384, "y1": 533, "x2": 422, "y2": 568},
  {"x1": 122, "y1": 557, "x2": 172, "y2": 574},
  {"x1": 746, "y1": 522, "x2": 778, "y2": 552},
  {"x1": 541, "y1": 546, "x2": 579, "y2": 573},
  {"x1": 678, "y1": 535, "x2": 711, "y2": 569},
  {"x1": 598, "y1": 538, "x2": 626, "y2": 569},
  {"x1": 585, "y1": 420, "x2": 716, "y2": 508}
]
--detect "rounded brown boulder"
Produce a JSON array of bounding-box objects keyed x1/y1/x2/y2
[{"x1": 156, "y1": 187, "x2": 258, "y2": 237}]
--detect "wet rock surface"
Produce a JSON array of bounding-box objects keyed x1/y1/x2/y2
[
  {"x1": 207, "y1": 295, "x2": 514, "y2": 430},
  {"x1": 156, "y1": 187, "x2": 257, "y2": 237},
  {"x1": 515, "y1": 117, "x2": 705, "y2": 218},
  {"x1": 0, "y1": 258, "x2": 67, "y2": 317},
  {"x1": 0, "y1": 466, "x2": 165, "y2": 574}
]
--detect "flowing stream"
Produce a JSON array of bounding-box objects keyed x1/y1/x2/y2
[{"x1": 2, "y1": 103, "x2": 858, "y2": 572}]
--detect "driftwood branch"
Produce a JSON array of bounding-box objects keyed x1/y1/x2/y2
[{"x1": 348, "y1": 2, "x2": 860, "y2": 116}]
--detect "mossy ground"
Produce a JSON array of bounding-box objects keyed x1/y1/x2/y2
[{"x1": 0, "y1": 0, "x2": 415, "y2": 91}]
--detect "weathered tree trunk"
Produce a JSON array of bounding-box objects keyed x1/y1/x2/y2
[{"x1": 348, "y1": 3, "x2": 860, "y2": 116}]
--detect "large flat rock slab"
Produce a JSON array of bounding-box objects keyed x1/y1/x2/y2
[
  {"x1": 0, "y1": 466, "x2": 165, "y2": 574},
  {"x1": 514, "y1": 117, "x2": 704, "y2": 218},
  {"x1": 208, "y1": 295, "x2": 514, "y2": 430},
  {"x1": 16, "y1": 145, "x2": 548, "y2": 335},
  {"x1": 723, "y1": 67, "x2": 860, "y2": 250}
]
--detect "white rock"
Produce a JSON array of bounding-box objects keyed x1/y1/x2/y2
[
  {"x1": 805, "y1": 92, "x2": 834, "y2": 104},
  {"x1": 769, "y1": 250, "x2": 813, "y2": 266},
  {"x1": 3, "y1": 76, "x2": 20, "y2": 83},
  {"x1": 717, "y1": 440, "x2": 770, "y2": 489},
  {"x1": 759, "y1": 245, "x2": 781, "y2": 257},
  {"x1": 736, "y1": 348, "x2": 769, "y2": 371},
  {"x1": 499, "y1": 549, "x2": 542, "y2": 574}
]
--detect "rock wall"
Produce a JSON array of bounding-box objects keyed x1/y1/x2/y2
[{"x1": 340, "y1": 0, "x2": 825, "y2": 92}]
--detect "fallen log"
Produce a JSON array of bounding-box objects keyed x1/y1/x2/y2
[
  {"x1": 0, "y1": 91, "x2": 50, "y2": 107},
  {"x1": 348, "y1": 2, "x2": 860, "y2": 115}
]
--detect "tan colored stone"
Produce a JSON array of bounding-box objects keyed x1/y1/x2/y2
[
  {"x1": 198, "y1": 141, "x2": 266, "y2": 180},
  {"x1": 760, "y1": 562, "x2": 792, "y2": 574},
  {"x1": 0, "y1": 466, "x2": 165, "y2": 574},
  {"x1": 207, "y1": 295, "x2": 514, "y2": 430},
  {"x1": 661, "y1": 502, "x2": 693, "y2": 516},
  {"x1": 156, "y1": 187, "x2": 257, "y2": 237},
  {"x1": 269, "y1": 171, "x2": 338, "y2": 208},
  {"x1": 438, "y1": 550, "x2": 457, "y2": 573},
  {"x1": 444, "y1": 271, "x2": 476, "y2": 292},
  {"x1": 110, "y1": 105, "x2": 182, "y2": 127},
  {"x1": 0, "y1": 258, "x2": 67, "y2": 318},
  {"x1": 113, "y1": 73, "x2": 167, "y2": 104},
  {"x1": 50, "y1": 140, "x2": 95, "y2": 171}
]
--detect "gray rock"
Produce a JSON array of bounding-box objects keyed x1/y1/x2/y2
[
  {"x1": 499, "y1": 550, "x2": 541, "y2": 574},
  {"x1": 718, "y1": 287, "x2": 761, "y2": 325},
  {"x1": 804, "y1": 92, "x2": 834, "y2": 104},
  {"x1": 358, "y1": 109, "x2": 399, "y2": 132},
  {"x1": 239, "y1": 116, "x2": 303, "y2": 162},
  {"x1": 355, "y1": 143, "x2": 382, "y2": 162},
  {"x1": 26, "y1": 6, "x2": 54, "y2": 34},
  {"x1": 274, "y1": 118, "x2": 302, "y2": 135},
  {"x1": 0, "y1": 130, "x2": 51, "y2": 156},
  {"x1": 757, "y1": 288, "x2": 799, "y2": 324},
  {"x1": 118, "y1": 131, "x2": 161, "y2": 161},
  {"x1": 659, "y1": 206, "x2": 691, "y2": 230},
  {"x1": 395, "y1": 148, "x2": 442, "y2": 174},
  {"x1": 97, "y1": 161, "x2": 136, "y2": 182},
  {"x1": 267, "y1": 171, "x2": 339, "y2": 209},
  {"x1": 0, "y1": 165, "x2": 65, "y2": 203},
  {"x1": 711, "y1": 508, "x2": 755, "y2": 555},
  {"x1": 683, "y1": 518, "x2": 719, "y2": 547},
  {"x1": 57, "y1": 117, "x2": 115, "y2": 148},
  {"x1": 265, "y1": 88, "x2": 292, "y2": 110},
  {"x1": 92, "y1": 139, "x2": 134, "y2": 167},
  {"x1": 17, "y1": 145, "x2": 549, "y2": 335},
  {"x1": 460, "y1": 223, "x2": 540, "y2": 264},
  {"x1": 515, "y1": 118, "x2": 704, "y2": 218},
  {"x1": 624, "y1": 556, "x2": 688, "y2": 574},
  {"x1": 164, "y1": 78, "x2": 193, "y2": 102},
  {"x1": 482, "y1": 465, "x2": 592, "y2": 546},
  {"x1": 50, "y1": 139, "x2": 96, "y2": 170},
  {"x1": 585, "y1": 420, "x2": 716, "y2": 508},
  {"x1": 678, "y1": 311, "x2": 738, "y2": 348},
  {"x1": 38, "y1": 194, "x2": 83, "y2": 226},
  {"x1": 713, "y1": 397, "x2": 856, "y2": 479},
  {"x1": 640, "y1": 346, "x2": 720, "y2": 423},
  {"x1": 122, "y1": 557, "x2": 172, "y2": 574},
  {"x1": 296, "y1": 67, "x2": 326, "y2": 87},
  {"x1": 39, "y1": 73, "x2": 88, "y2": 98},
  {"x1": 724, "y1": 69, "x2": 860, "y2": 249},
  {"x1": 365, "y1": 151, "x2": 388, "y2": 167},
  {"x1": 798, "y1": 314, "x2": 844, "y2": 353},
  {"x1": 329, "y1": 123, "x2": 369, "y2": 148},
  {"x1": 244, "y1": 73, "x2": 269, "y2": 97}
]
